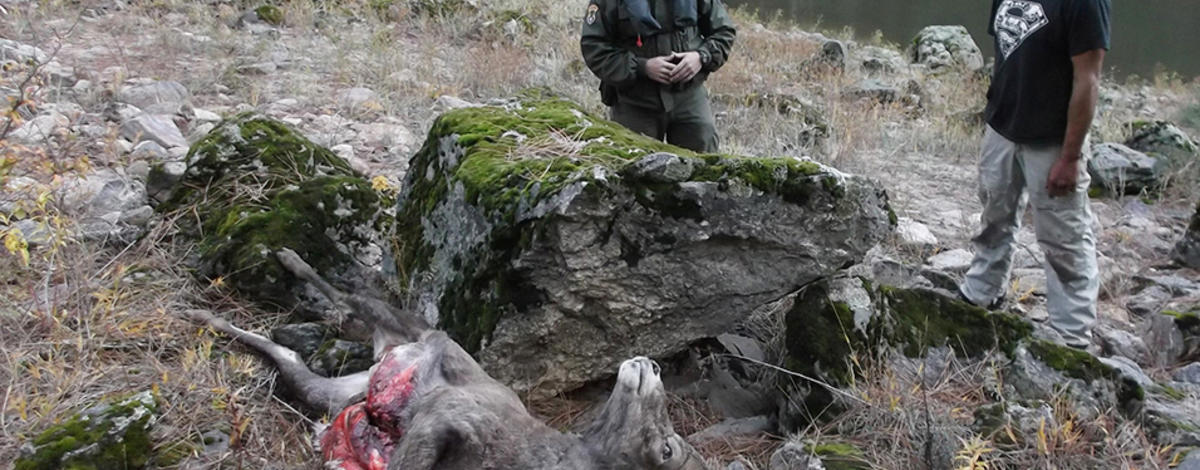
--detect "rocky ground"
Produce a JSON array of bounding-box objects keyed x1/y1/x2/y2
[{"x1": 2, "y1": 1, "x2": 1200, "y2": 469}]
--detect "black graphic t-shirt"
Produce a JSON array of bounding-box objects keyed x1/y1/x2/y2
[{"x1": 984, "y1": 0, "x2": 1110, "y2": 144}]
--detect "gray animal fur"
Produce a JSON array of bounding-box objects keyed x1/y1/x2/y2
[{"x1": 187, "y1": 249, "x2": 709, "y2": 470}]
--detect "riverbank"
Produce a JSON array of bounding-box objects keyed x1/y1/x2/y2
[{"x1": 2, "y1": 1, "x2": 1198, "y2": 468}]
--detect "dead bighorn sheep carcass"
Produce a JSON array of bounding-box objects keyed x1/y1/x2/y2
[{"x1": 187, "y1": 248, "x2": 709, "y2": 470}]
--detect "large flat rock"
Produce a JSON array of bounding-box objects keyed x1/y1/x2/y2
[{"x1": 396, "y1": 92, "x2": 895, "y2": 395}]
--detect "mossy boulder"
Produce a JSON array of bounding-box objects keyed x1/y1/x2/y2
[
  {"x1": 909, "y1": 25, "x2": 984, "y2": 73},
  {"x1": 1125, "y1": 120, "x2": 1198, "y2": 167},
  {"x1": 397, "y1": 92, "x2": 893, "y2": 396},
  {"x1": 780, "y1": 276, "x2": 1032, "y2": 424},
  {"x1": 1173, "y1": 202, "x2": 1200, "y2": 269},
  {"x1": 160, "y1": 113, "x2": 390, "y2": 318},
  {"x1": 15, "y1": 391, "x2": 158, "y2": 470}
]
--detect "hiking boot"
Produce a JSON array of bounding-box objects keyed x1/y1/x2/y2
[{"x1": 956, "y1": 284, "x2": 1005, "y2": 311}]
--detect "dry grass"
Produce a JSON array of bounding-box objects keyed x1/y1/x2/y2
[
  {"x1": 774, "y1": 348, "x2": 1177, "y2": 470},
  {"x1": 2, "y1": 0, "x2": 1199, "y2": 468}
]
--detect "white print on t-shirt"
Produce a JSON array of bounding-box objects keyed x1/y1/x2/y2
[{"x1": 994, "y1": 0, "x2": 1050, "y2": 60}]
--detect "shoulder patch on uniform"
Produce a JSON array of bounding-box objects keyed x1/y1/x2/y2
[{"x1": 586, "y1": 4, "x2": 599, "y2": 25}]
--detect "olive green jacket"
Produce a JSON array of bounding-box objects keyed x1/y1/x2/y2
[{"x1": 580, "y1": 0, "x2": 736, "y2": 112}]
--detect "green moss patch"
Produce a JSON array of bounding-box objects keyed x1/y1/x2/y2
[
  {"x1": 397, "y1": 92, "x2": 849, "y2": 351},
  {"x1": 255, "y1": 5, "x2": 283, "y2": 25},
  {"x1": 808, "y1": 441, "x2": 872, "y2": 470},
  {"x1": 1027, "y1": 339, "x2": 1115, "y2": 383},
  {"x1": 161, "y1": 113, "x2": 386, "y2": 311},
  {"x1": 15, "y1": 392, "x2": 158, "y2": 470},
  {"x1": 877, "y1": 287, "x2": 1032, "y2": 357}
]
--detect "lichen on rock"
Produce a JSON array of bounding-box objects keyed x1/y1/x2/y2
[
  {"x1": 396, "y1": 91, "x2": 893, "y2": 396},
  {"x1": 15, "y1": 391, "x2": 158, "y2": 470},
  {"x1": 160, "y1": 113, "x2": 390, "y2": 317}
]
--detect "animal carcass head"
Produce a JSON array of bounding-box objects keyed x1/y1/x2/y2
[{"x1": 584, "y1": 357, "x2": 709, "y2": 470}]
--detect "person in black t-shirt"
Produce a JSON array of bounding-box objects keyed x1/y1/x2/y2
[{"x1": 958, "y1": 0, "x2": 1110, "y2": 349}]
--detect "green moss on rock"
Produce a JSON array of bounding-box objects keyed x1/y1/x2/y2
[
  {"x1": 878, "y1": 287, "x2": 1032, "y2": 357},
  {"x1": 1027, "y1": 339, "x2": 1116, "y2": 383},
  {"x1": 808, "y1": 441, "x2": 871, "y2": 470},
  {"x1": 160, "y1": 113, "x2": 386, "y2": 312},
  {"x1": 15, "y1": 392, "x2": 158, "y2": 470},
  {"x1": 255, "y1": 5, "x2": 283, "y2": 25},
  {"x1": 397, "y1": 92, "x2": 854, "y2": 352},
  {"x1": 784, "y1": 280, "x2": 866, "y2": 386}
]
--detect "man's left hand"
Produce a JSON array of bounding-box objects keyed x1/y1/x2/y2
[
  {"x1": 1046, "y1": 154, "x2": 1082, "y2": 197},
  {"x1": 669, "y1": 51, "x2": 702, "y2": 83}
]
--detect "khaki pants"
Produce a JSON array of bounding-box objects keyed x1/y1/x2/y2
[
  {"x1": 610, "y1": 87, "x2": 719, "y2": 153},
  {"x1": 961, "y1": 126, "x2": 1099, "y2": 347}
]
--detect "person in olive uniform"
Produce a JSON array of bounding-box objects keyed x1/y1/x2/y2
[{"x1": 580, "y1": 0, "x2": 736, "y2": 153}]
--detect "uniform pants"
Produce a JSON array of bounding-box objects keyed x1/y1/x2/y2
[
  {"x1": 961, "y1": 126, "x2": 1099, "y2": 347},
  {"x1": 610, "y1": 87, "x2": 719, "y2": 153}
]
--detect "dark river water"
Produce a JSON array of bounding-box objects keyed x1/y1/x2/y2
[{"x1": 725, "y1": 0, "x2": 1200, "y2": 80}]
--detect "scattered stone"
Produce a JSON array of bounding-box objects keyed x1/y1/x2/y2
[
  {"x1": 1087, "y1": 142, "x2": 1164, "y2": 196},
  {"x1": 121, "y1": 113, "x2": 187, "y2": 149},
  {"x1": 1136, "y1": 273, "x2": 1200, "y2": 296},
  {"x1": 192, "y1": 108, "x2": 222, "y2": 123},
  {"x1": 41, "y1": 61, "x2": 78, "y2": 87},
  {"x1": 60, "y1": 169, "x2": 148, "y2": 217},
  {"x1": 106, "y1": 102, "x2": 144, "y2": 123},
  {"x1": 716, "y1": 334, "x2": 765, "y2": 363},
  {"x1": 1099, "y1": 355, "x2": 1154, "y2": 388},
  {"x1": 8, "y1": 112, "x2": 68, "y2": 143},
  {"x1": 116, "y1": 80, "x2": 190, "y2": 110},
  {"x1": 147, "y1": 161, "x2": 187, "y2": 204},
  {"x1": 910, "y1": 25, "x2": 984, "y2": 72},
  {"x1": 1174, "y1": 363, "x2": 1200, "y2": 385},
  {"x1": 353, "y1": 121, "x2": 414, "y2": 150},
  {"x1": 331, "y1": 144, "x2": 356, "y2": 161},
  {"x1": 859, "y1": 45, "x2": 908, "y2": 76},
  {"x1": 927, "y1": 248, "x2": 973, "y2": 273},
  {"x1": 1012, "y1": 269, "x2": 1048, "y2": 297},
  {"x1": 687, "y1": 416, "x2": 773, "y2": 443},
  {"x1": 1174, "y1": 202, "x2": 1200, "y2": 269},
  {"x1": 0, "y1": 38, "x2": 49, "y2": 64},
  {"x1": 710, "y1": 90, "x2": 829, "y2": 146},
  {"x1": 119, "y1": 205, "x2": 155, "y2": 227},
  {"x1": 1095, "y1": 324, "x2": 1150, "y2": 364},
  {"x1": 14, "y1": 391, "x2": 158, "y2": 470},
  {"x1": 126, "y1": 160, "x2": 151, "y2": 181},
  {"x1": 842, "y1": 79, "x2": 899, "y2": 104},
  {"x1": 1124, "y1": 120, "x2": 1198, "y2": 166},
  {"x1": 974, "y1": 401, "x2": 1056, "y2": 445},
  {"x1": 769, "y1": 441, "x2": 824, "y2": 470},
  {"x1": 337, "y1": 87, "x2": 377, "y2": 109},
  {"x1": 896, "y1": 217, "x2": 938, "y2": 248},
  {"x1": 818, "y1": 40, "x2": 846, "y2": 71},
  {"x1": 433, "y1": 95, "x2": 479, "y2": 112},
  {"x1": 1127, "y1": 285, "x2": 1173, "y2": 317},
  {"x1": 11, "y1": 219, "x2": 51, "y2": 246},
  {"x1": 188, "y1": 122, "x2": 216, "y2": 144},
  {"x1": 131, "y1": 140, "x2": 169, "y2": 160},
  {"x1": 1176, "y1": 451, "x2": 1200, "y2": 470}
]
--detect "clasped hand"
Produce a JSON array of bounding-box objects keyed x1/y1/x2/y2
[{"x1": 645, "y1": 51, "x2": 702, "y2": 85}]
